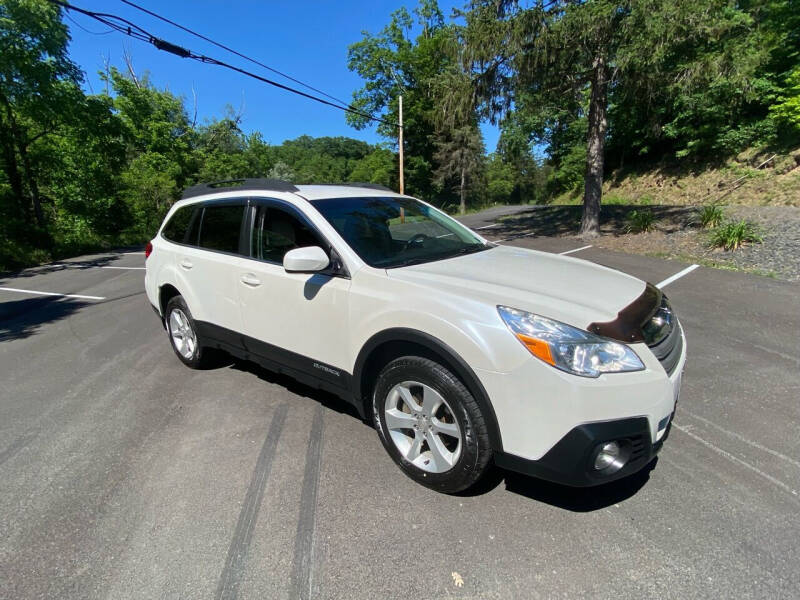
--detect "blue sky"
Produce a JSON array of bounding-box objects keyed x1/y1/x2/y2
[{"x1": 64, "y1": 0, "x2": 501, "y2": 152}]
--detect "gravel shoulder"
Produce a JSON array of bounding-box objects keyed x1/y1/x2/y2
[{"x1": 495, "y1": 204, "x2": 800, "y2": 281}]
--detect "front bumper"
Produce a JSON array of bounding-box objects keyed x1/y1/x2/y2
[
  {"x1": 495, "y1": 414, "x2": 672, "y2": 486},
  {"x1": 477, "y1": 324, "x2": 685, "y2": 461}
]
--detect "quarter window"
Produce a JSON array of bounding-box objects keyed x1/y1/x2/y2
[
  {"x1": 198, "y1": 204, "x2": 245, "y2": 254},
  {"x1": 161, "y1": 205, "x2": 195, "y2": 243}
]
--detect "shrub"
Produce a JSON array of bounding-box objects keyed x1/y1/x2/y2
[
  {"x1": 694, "y1": 204, "x2": 725, "y2": 229},
  {"x1": 625, "y1": 209, "x2": 656, "y2": 233},
  {"x1": 709, "y1": 220, "x2": 763, "y2": 251},
  {"x1": 602, "y1": 194, "x2": 631, "y2": 205}
]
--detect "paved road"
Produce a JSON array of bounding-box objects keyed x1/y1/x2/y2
[{"x1": 1, "y1": 216, "x2": 799, "y2": 599}]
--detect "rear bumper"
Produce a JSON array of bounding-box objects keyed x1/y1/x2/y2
[{"x1": 495, "y1": 414, "x2": 672, "y2": 487}]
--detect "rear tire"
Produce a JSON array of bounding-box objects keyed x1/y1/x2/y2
[
  {"x1": 372, "y1": 356, "x2": 492, "y2": 493},
  {"x1": 165, "y1": 295, "x2": 209, "y2": 369}
]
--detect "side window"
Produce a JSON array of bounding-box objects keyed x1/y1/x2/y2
[
  {"x1": 198, "y1": 203, "x2": 245, "y2": 254},
  {"x1": 162, "y1": 205, "x2": 195, "y2": 243},
  {"x1": 185, "y1": 207, "x2": 202, "y2": 246},
  {"x1": 252, "y1": 205, "x2": 325, "y2": 263}
]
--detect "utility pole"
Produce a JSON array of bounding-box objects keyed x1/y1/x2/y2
[{"x1": 398, "y1": 94, "x2": 405, "y2": 195}]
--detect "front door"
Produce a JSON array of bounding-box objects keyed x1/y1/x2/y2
[{"x1": 237, "y1": 201, "x2": 352, "y2": 389}]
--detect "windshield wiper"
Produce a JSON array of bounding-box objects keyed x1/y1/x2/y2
[
  {"x1": 456, "y1": 243, "x2": 490, "y2": 256},
  {"x1": 387, "y1": 256, "x2": 436, "y2": 268},
  {"x1": 387, "y1": 243, "x2": 490, "y2": 268}
]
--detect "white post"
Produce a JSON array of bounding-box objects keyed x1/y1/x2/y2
[{"x1": 398, "y1": 95, "x2": 405, "y2": 195}]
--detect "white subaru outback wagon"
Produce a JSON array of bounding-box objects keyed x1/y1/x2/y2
[{"x1": 145, "y1": 179, "x2": 685, "y2": 493}]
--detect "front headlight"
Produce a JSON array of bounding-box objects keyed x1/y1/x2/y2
[{"x1": 497, "y1": 305, "x2": 645, "y2": 378}]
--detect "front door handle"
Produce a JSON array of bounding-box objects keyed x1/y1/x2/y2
[
  {"x1": 180, "y1": 259, "x2": 193, "y2": 270},
  {"x1": 240, "y1": 273, "x2": 261, "y2": 287}
]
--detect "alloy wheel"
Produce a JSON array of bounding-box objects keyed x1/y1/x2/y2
[
  {"x1": 169, "y1": 308, "x2": 197, "y2": 360},
  {"x1": 384, "y1": 381, "x2": 462, "y2": 473}
]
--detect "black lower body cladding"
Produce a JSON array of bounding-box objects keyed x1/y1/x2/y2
[{"x1": 494, "y1": 416, "x2": 670, "y2": 487}]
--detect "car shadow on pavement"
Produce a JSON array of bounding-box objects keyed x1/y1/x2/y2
[
  {"x1": 0, "y1": 296, "x2": 89, "y2": 342},
  {"x1": 1, "y1": 255, "x2": 118, "y2": 279},
  {"x1": 220, "y1": 356, "x2": 657, "y2": 510},
  {"x1": 227, "y1": 358, "x2": 366, "y2": 422},
  {"x1": 499, "y1": 459, "x2": 658, "y2": 511},
  {"x1": 489, "y1": 205, "x2": 695, "y2": 239}
]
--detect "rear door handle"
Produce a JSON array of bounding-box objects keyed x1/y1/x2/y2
[
  {"x1": 240, "y1": 273, "x2": 261, "y2": 287},
  {"x1": 180, "y1": 259, "x2": 193, "y2": 270}
]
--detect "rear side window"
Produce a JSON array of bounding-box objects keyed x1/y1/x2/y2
[
  {"x1": 198, "y1": 204, "x2": 245, "y2": 254},
  {"x1": 162, "y1": 206, "x2": 195, "y2": 243}
]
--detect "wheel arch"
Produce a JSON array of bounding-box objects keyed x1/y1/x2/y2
[
  {"x1": 353, "y1": 328, "x2": 504, "y2": 452},
  {"x1": 159, "y1": 283, "x2": 182, "y2": 321}
]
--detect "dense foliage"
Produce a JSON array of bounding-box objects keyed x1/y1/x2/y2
[
  {"x1": 348, "y1": 0, "x2": 799, "y2": 233},
  {"x1": 0, "y1": 2, "x2": 398, "y2": 270},
  {"x1": 1, "y1": 0, "x2": 798, "y2": 268},
  {"x1": 455, "y1": 0, "x2": 799, "y2": 232}
]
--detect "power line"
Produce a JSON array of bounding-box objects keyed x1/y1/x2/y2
[
  {"x1": 48, "y1": 0, "x2": 398, "y2": 128},
  {"x1": 118, "y1": 0, "x2": 353, "y2": 110},
  {"x1": 64, "y1": 11, "x2": 114, "y2": 35}
]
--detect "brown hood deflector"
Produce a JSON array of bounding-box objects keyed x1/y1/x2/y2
[{"x1": 587, "y1": 283, "x2": 662, "y2": 343}]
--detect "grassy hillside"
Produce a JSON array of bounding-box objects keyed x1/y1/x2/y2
[{"x1": 553, "y1": 146, "x2": 800, "y2": 207}]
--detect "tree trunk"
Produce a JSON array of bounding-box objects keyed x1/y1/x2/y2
[
  {"x1": 459, "y1": 166, "x2": 466, "y2": 215},
  {"x1": 0, "y1": 93, "x2": 30, "y2": 225},
  {"x1": 0, "y1": 121, "x2": 26, "y2": 220},
  {"x1": 17, "y1": 142, "x2": 45, "y2": 229},
  {"x1": 581, "y1": 53, "x2": 609, "y2": 237},
  {"x1": 0, "y1": 90, "x2": 46, "y2": 230}
]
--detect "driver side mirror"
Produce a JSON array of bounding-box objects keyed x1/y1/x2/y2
[{"x1": 283, "y1": 246, "x2": 330, "y2": 273}]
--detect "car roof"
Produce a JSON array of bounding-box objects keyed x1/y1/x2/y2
[
  {"x1": 293, "y1": 184, "x2": 404, "y2": 201},
  {"x1": 180, "y1": 178, "x2": 404, "y2": 202}
]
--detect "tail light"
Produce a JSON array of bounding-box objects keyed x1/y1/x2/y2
[{"x1": 145, "y1": 241, "x2": 153, "y2": 259}]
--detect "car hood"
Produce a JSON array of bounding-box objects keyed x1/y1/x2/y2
[{"x1": 387, "y1": 245, "x2": 645, "y2": 328}]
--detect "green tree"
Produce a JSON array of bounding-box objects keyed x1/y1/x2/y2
[
  {"x1": 0, "y1": 0, "x2": 81, "y2": 238},
  {"x1": 485, "y1": 153, "x2": 515, "y2": 203},
  {"x1": 463, "y1": 0, "x2": 781, "y2": 234},
  {"x1": 433, "y1": 125, "x2": 485, "y2": 214},
  {"x1": 107, "y1": 67, "x2": 194, "y2": 235},
  {"x1": 347, "y1": 0, "x2": 457, "y2": 198},
  {"x1": 195, "y1": 110, "x2": 251, "y2": 182},
  {"x1": 348, "y1": 147, "x2": 396, "y2": 188}
]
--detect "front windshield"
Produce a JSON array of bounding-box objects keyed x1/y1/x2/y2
[{"x1": 310, "y1": 197, "x2": 490, "y2": 268}]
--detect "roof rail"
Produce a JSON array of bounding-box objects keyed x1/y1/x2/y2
[
  {"x1": 181, "y1": 178, "x2": 299, "y2": 199},
  {"x1": 305, "y1": 182, "x2": 394, "y2": 192}
]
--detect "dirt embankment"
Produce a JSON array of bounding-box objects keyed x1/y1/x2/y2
[{"x1": 556, "y1": 147, "x2": 800, "y2": 207}]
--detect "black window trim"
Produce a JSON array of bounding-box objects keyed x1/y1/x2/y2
[
  {"x1": 245, "y1": 197, "x2": 350, "y2": 279},
  {"x1": 160, "y1": 198, "x2": 250, "y2": 259}
]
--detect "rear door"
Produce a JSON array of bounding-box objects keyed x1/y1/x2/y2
[
  {"x1": 237, "y1": 199, "x2": 352, "y2": 385},
  {"x1": 176, "y1": 198, "x2": 249, "y2": 337}
]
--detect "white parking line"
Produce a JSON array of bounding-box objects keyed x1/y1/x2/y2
[
  {"x1": 673, "y1": 424, "x2": 798, "y2": 498},
  {"x1": 0, "y1": 286, "x2": 105, "y2": 301},
  {"x1": 100, "y1": 266, "x2": 145, "y2": 270},
  {"x1": 683, "y1": 410, "x2": 800, "y2": 470},
  {"x1": 656, "y1": 264, "x2": 699, "y2": 289},
  {"x1": 493, "y1": 232, "x2": 535, "y2": 244},
  {"x1": 559, "y1": 245, "x2": 593, "y2": 256},
  {"x1": 475, "y1": 223, "x2": 500, "y2": 230}
]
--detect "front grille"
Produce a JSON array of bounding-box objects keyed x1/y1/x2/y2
[{"x1": 628, "y1": 434, "x2": 646, "y2": 461}]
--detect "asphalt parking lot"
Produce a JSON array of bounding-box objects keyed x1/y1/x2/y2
[{"x1": 1, "y1": 210, "x2": 799, "y2": 599}]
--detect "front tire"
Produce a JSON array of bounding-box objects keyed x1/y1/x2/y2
[
  {"x1": 165, "y1": 295, "x2": 208, "y2": 369},
  {"x1": 372, "y1": 356, "x2": 492, "y2": 493}
]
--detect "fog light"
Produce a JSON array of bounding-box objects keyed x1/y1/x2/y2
[{"x1": 594, "y1": 441, "x2": 625, "y2": 472}]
